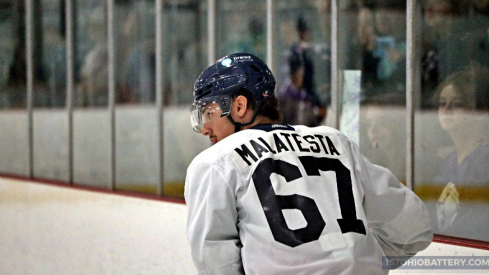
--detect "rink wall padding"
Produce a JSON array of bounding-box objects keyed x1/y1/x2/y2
[{"x1": 1, "y1": 176, "x2": 489, "y2": 275}]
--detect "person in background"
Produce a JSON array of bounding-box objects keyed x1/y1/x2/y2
[
  {"x1": 361, "y1": 93, "x2": 406, "y2": 183},
  {"x1": 288, "y1": 15, "x2": 327, "y2": 125},
  {"x1": 421, "y1": 0, "x2": 455, "y2": 108},
  {"x1": 278, "y1": 50, "x2": 317, "y2": 126},
  {"x1": 419, "y1": 0, "x2": 489, "y2": 109},
  {"x1": 76, "y1": 6, "x2": 108, "y2": 107},
  {"x1": 357, "y1": 4, "x2": 406, "y2": 100},
  {"x1": 121, "y1": 5, "x2": 156, "y2": 104},
  {"x1": 227, "y1": 17, "x2": 266, "y2": 61},
  {"x1": 431, "y1": 66, "x2": 489, "y2": 241},
  {"x1": 290, "y1": 15, "x2": 316, "y2": 104},
  {"x1": 185, "y1": 52, "x2": 432, "y2": 274},
  {"x1": 465, "y1": 0, "x2": 489, "y2": 69}
]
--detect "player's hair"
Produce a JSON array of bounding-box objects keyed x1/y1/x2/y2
[{"x1": 232, "y1": 88, "x2": 282, "y2": 122}]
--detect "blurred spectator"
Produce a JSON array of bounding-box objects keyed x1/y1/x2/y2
[
  {"x1": 287, "y1": 15, "x2": 327, "y2": 125},
  {"x1": 0, "y1": 5, "x2": 22, "y2": 108},
  {"x1": 290, "y1": 15, "x2": 318, "y2": 105},
  {"x1": 421, "y1": 0, "x2": 457, "y2": 108},
  {"x1": 124, "y1": 41, "x2": 155, "y2": 103},
  {"x1": 120, "y1": 5, "x2": 156, "y2": 104},
  {"x1": 0, "y1": 45, "x2": 29, "y2": 108},
  {"x1": 227, "y1": 17, "x2": 266, "y2": 60},
  {"x1": 358, "y1": 5, "x2": 406, "y2": 100},
  {"x1": 466, "y1": 0, "x2": 489, "y2": 68},
  {"x1": 76, "y1": 6, "x2": 108, "y2": 107},
  {"x1": 420, "y1": 0, "x2": 489, "y2": 108},
  {"x1": 373, "y1": 6, "x2": 406, "y2": 91},
  {"x1": 361, "y1": 93, "x2": 406, "y2": 182},
  {"x1": 357, "y1": 6, "x2": 378, "y2": 93},
  {"x1": 278, "y1": 50, "x2": 317, "y2": 126},
  {"x1": 431, "y1": 66, "x2": 489, "y2": 240}
]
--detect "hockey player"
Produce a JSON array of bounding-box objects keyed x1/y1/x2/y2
[{"x1": 185, "y1": 53, "x2": 433, "y2": 274}]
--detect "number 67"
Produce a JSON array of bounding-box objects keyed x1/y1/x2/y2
[{"x1": 252, "y1": 156, "x2": 366, "y2": 248}]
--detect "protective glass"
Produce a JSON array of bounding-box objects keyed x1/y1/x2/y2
[{"x1": 190, "y1": 95, "x2": 232, "y2": 133}]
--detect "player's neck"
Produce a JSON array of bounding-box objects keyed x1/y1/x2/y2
[{"x1": 242, "y1": 116, "x2": 275, "y2": 130}]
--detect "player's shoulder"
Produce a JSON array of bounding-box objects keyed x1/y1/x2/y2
[
  {"x1": 189, "y1": 130, "x2": 253, "y2": 167},
  {"x1": 293, "y1": 124, "x2": 342, "y2": 134},
  {"x1": 293, "y1": 124, "x2": 350, "y2": 140}
]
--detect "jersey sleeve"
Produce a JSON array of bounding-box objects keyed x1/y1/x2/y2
[
  {"x1": 344, "y1": 135, "x2": 433, "y2": 258},
  {"x1": 185, "y1": 157, "x2": 244, "y2": 275}
]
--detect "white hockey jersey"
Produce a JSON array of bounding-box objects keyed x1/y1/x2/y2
[{"x1": 185, "y1": 124, "x2": 433, "y2": 275}]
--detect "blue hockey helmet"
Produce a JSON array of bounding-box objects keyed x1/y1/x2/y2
[
  {"x1": 191, "y1": 53, "x2": 276, "y2": 133},
  {"x1": 193, "y1": 53, "x2": 276, "y2": 102}
]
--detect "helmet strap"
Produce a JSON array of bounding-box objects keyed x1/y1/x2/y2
[{"x1": 226, "y1": 101, "x2": 262, "y2": 133}]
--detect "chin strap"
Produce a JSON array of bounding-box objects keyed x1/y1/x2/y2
[{"x1": 226, "y1": 101, "x2": 262, "y2": 133}]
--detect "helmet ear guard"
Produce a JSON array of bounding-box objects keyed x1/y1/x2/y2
[{"x1": 218, "y1": 95, "x2": 232, "y2": 117}]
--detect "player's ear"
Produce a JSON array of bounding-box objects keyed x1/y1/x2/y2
[{"x1": 234, "y1": 95, "x2": 249, "y2": 118}]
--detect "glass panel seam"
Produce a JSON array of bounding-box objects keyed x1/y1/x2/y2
[
  {"x1": 406, "y1": 0, "x2": 415, "y2": 190},
  {"x1": 25, "y1": 0, "x2": 34, "y2": 178},
  {"x1": 331, "y1": 0, "x2": 338, "y2": 129},
  {"x1": 66, "y1": 0, "x2": 74, "y2": 184},
  {"x1": 107, "y1": 0, "x2": 116, "y2": 190},
  {"x1": 266, "y1": 0, "x2": 273, "y2": 68},
  {"x1": 156, "y1": 0, "x2": 164, "y2": 196},
  {"x1": 208, "y1": 0, "x2": 216, "y2": 64}
]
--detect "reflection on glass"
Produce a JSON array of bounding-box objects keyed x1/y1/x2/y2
[
  {"x1": 108, "y1": 1, "x2": 208, "y2": 197},
  {"x1": 275, "y1": 0, "x2": 331, "y2": 127},
  {"x1": 356, "y1": 3, "x2": 406, "y2": 100},
  {"x1": 420, "y1": 0, "x2": 454, "y2": 108},
  {"x1": 112, "y1": 1, "x2": 159, "y2": 194},
  {"x1": 421, "y1": 0, "x2": 489, "y2": 109},
  {"x1": 158, "y1": 1, "x2": 208, "y2": 197},
  {"x1": 75, "y1": 3, "x2": 108, "y2": 107},
  {"x1": 338, "y1": 1, "x2": 406, "y2": 182},
  {"x1": 160, "y1": 1, "x2": 208, "y2": 197},
  {"x1": 34, "y1": 0, "x2": 66, "y2": 108},
  {"x1": 416, "y1": 0, "x2": 489, "y2": 242},
  {"x1": 419, "y1": 67, "x2": 489, "y2": 241},
  {"x1": 0, "y1": 1, "x2": 26, "y2": 109},
  {"x1": 163, "y1": 1, "x2": 207, "y2": 105},
  {"x1": 72, "y1": 1, "x2": 110, "y2": 188},
  {"x1": 217, "y1": 0, "x2": 266, "y2": 60},
  {"x1": 116, "y1": 1, "x2": 156, "y2": 104},
  {"x1": 360, "y1": 93, "x2": 406, "y2": 183}
]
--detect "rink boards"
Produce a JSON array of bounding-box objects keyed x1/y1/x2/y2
[{"x1": 1, "y1": 176, "x2": 489, "y2": 275}]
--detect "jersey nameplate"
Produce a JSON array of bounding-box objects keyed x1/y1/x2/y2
[{"x1": 234, "y1": 132, "x2": 341, "y2": 166}]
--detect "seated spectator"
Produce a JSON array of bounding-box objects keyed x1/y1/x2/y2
[{"x1": 430, "y1": 66, "x2": 489, "y2": 241}]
